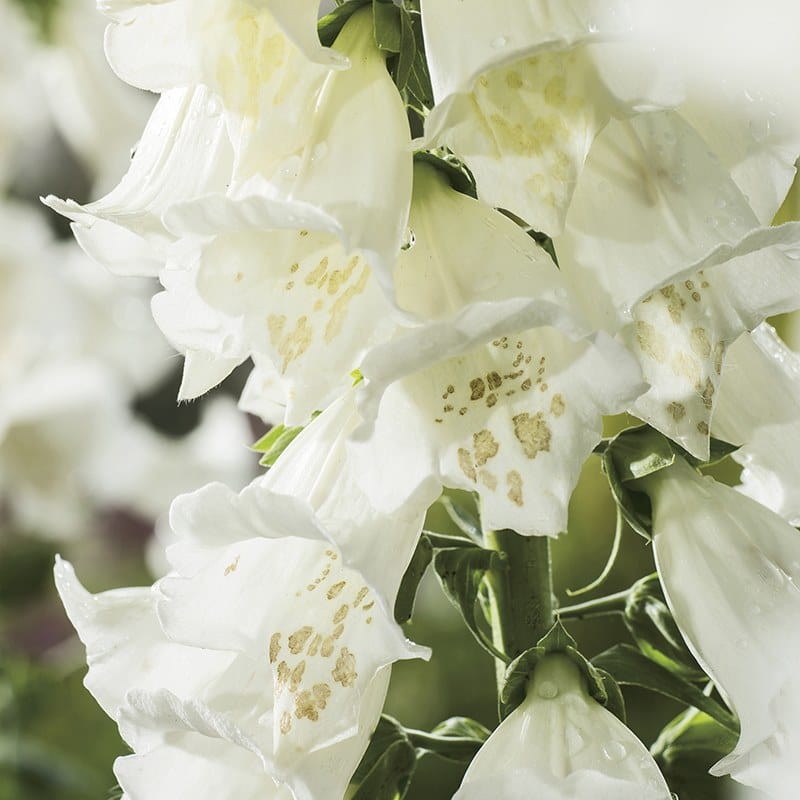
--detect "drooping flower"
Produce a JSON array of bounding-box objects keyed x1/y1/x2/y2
[
  {"x1": 713, "y1": 324, "x2": 800, "y2": 525},
  {"x1": 557, "y1": 110, "x2": 800, "y2": 458},
  {"x1": 453, "y1": 654, "x2": 672, "y2": 799},
  {"x1": 56, "y1": 391, "x2": 428, "y2": 797},
  {"x1": 348, "y1": 165, "x2": 644, "y2": 536},
  {"x1": 638, "y1": 456, "x2": 800, "y2": 799},
  {"x1": 420, "y1": 0, "x2": 633, "y2": 235}
]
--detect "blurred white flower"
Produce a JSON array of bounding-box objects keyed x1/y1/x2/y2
[
  {"x1": 641, "y1": 457, "x2": 800, "y2": 799},
  {"x1": 557, "y1": 111, "x2": 800, "y2": 458},
  {"x1": 453, "y1": 654, "x2": 671, "y2": 799}
]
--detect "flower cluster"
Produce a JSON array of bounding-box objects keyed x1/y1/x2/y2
[{"x1": 48, "y1": 1, "x2": 800, "y2": 798}]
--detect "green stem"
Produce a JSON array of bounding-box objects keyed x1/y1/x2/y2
[
  {"x1": 484, "y1": 529, "x2": 555, "y2": 688},
  {"x1": 557, "y1": 589, "x2": 629, "y2": 621},
  {"x1": 405, "y1": 730, "x2": 483, "y2": 762}
]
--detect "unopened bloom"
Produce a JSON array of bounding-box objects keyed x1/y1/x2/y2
[
  {"x1": 454, "y1": 654, "x2": 671, "y2": 799},
  {"x1": 640, "y1": 457, "x2": 800, "y2": 799}
]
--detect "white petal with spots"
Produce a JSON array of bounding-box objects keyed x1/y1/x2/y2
[{"x1": 352, "y1": 300, "x2": 644, "y2": 535}]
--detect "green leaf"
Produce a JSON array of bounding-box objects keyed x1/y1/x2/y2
[
  {"x1": 318, "y1": 0, "x2": 371, "y2": 46},
  {"x1": 594, "y1": 668, "x2": 626, "y2": 723},
  {"x1": 499, "y1": 621, "x2": 609, "y2": 718},
  {"x1": 409, "y1": 717, "x2": 489, "y2": 762},
  {"x1": 681, "y1": 436, "x2": 740, "y2": 469},
  {"x1": 413, "y1": 150, "x2": 478, "y2": 200},
  {"x1": 351, "y1": 716, "x2": 417, "y2": 800},
  {"x1": 433, "y1": 490, "x2": 482, "y2": 542},
  {"x1": 251, "y1": 414, "x2": 319, "y2": 466},
  {"x1": 395, "y1": 7, "x2": 416, "y2": 90},
  {"x1": 432, "y1": 547, "x2": 507, "y2": 662},
  {"x1": 624, "y1": 574, "x2": 704, "y2": 681},
  {"x1": 394, "y1": 535, "x2": 433, "y2": 623},
  {"x1": 592, "y1": 644, "x2": 739, "y2": 734},
  {"x1": 652, "y1": 708, "x2": 740, "y2": 800},
  {"x1": 372, "y1": 0, "x2": 402, "y2": 52}
]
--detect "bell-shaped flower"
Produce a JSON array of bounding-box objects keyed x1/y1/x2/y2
[
  {"x1": 349, "y1": 165, "x2": 644, "y2": 536},
  {"x1": 56, "y1": 391, "x2": 428, "y2": 798},
  {"x1": 420, "y1": 0, "x2": 633, "y2": 235},
  {"x1": 454, "y1": 654, "x2": 672, "y2": 799},
  {"x1": 557, "y1": 110, "x2": 800, "y2": 458},
  {"x1": 638, "y1": 456, "x2": 800, "y2": 799},
  {"x1": 55, "y1": 557, "x2": 391, "y2": 800},
  {"x1": 714, "y1": 324, "x2": 800, "y2": 525},
  {"x1": 165, "y1": 6, "x2": 413, "y2": 286}
]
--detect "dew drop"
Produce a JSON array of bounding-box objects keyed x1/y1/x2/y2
[
  {"x1": 401, "y1": 228, "x2": 416, "y2": 251},
  {"x1": 566, "y1": 728, "x2": 584, "y2": 756},
  {"x1": 749, "y1": 117, "x2": 771, "y2": 143},
  {"x1": 587, "y1": 17, "x2": 599, "y2": 33},
  {"x1": 311, "y1": 141, "x2": 329, "y2": 162},
  {"x1": 537, "y1": 680, "x2": 559, "y2": 699},
  {"x1": 602, "y1": 741, "x2": 627, "y2": 762},
  {"x1": 490, "y1": 35, "x2": 508, "y2": 48},
  {"x1": 206, "y1": 96, "x2": 222, "y2": 116}
]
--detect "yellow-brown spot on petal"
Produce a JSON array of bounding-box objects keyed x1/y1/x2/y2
[
  {"x1": 473, "y1": 429, "x2": 499, "y2": 466},
  {"x1": 361, "y1": 600, "x2": 374, "y2": 612},
  {"x1": 550, "y1": 394, "x2": 565, "y2": 418},
  {"x1": 325, "y1": 264, "x2": 370, "y2": 343},
  {"x1": 276, "y1": 661, "x2": 290, "y2": 691},
  {"x1": 353, "y1": 587, "x2": 369, "y2": 608},
  {"x1": 635, "y1": 320, "x2": 668, "y2": 363},
  {"x1": 234, "y1": 271, "x2": 244, "y2": 283},
  {"x1": 269, "y1": 633, "x2": 281, "y2": 664},
  {"x1": 690, "y1": 327, "x2": 712, "y2": 358},
  {"x1": 513, "y1": 412, "x2": 551, "y2": 459},
  {"x1": 691, "y1": 291, "x2": 701, "y2": 303},
  {"x1": 487, "y1": 371, "x2": 503, "y2": 390},
  {"x1": 479, "y1": 469, "x2": 497, "y2": 490},
  {"x1": 313, "y1": 683, "x2": 331, "y2": 708},
  {"x1": 321, "y1": 636, "x2": 335, "y2": 658},
  {"x1": 290, "y1": 262, "x2": 299, "y2": 273},
  {"x1": 670, "y1": 352, "x2": 701, "y2": 385},
  {"x1": 470, "y1": 378, "x2": 486, "y2": 400},
  {"x1": 697, "y1": 421, "x2": 709, "y2": 435},
  {"x1": 505, "y1": 70, "x2": 523, "y2": 89},
  {"x1": 285, "y1": 280, "x2": 294, "y2": 291},
  {"x1": 486, "y1": 394, "x2": 497, "y2": 408},
  {"x1": 332, "y1": 623, "x2": 345, "y2": 640},
  {"x1": 327, "y1": 581, "x2": 346, "y2": 600},
  {"x1": 307, "y1": 634, "x2": 322, "y2": 657},
  {"x1": 507, "y1": 470, "x2": 523, "y2": 507},
  {"x1": 280, "y1": 711, "x2": 292, "y2": 734},
  {"x1": 667, "y1": 401, "x2": 686, "y2": 421},
  {"x1": 458, "y1": 448, "x2": 477, "y2": 482},
  {"x1": 289, "y1": 661, "x2": 306, "y2": 692},
  {"x1": 459, "y1": 407, "x2": 468, "y2": 415},
  {"x1": 333, "y1": 604, "x2": 349, "y2": 624},
  {"x1": 521, "y1": 379, "x2": 532, "y2": 391},
  {"x1": 288, "y1": 626, "x2": 313, "y2": 655},
  {"x1": 700, "y1": 377, "x2": 715, "y2": 410},
  {"x1": 684, "y1": 279, "x2": 695, "y2": 290},
  {"x1": 294, "y1": 687, "x2": 327, "y2": 722},
  {"x1": 305, "y1": 256, "x2": 329, "y2": 286},
  {"x1": 332, "y1": 647, "x2": 358, "y2": 688},
  {"x1": 224, "y1": 555, "x2": 240, "y2": 576},
  {"x1": 299, "y1": 230, "x2": 309, "y2": 237}
]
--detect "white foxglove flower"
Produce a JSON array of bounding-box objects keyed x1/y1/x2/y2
[
  {"x1": 349, "y1": 167, "x2": 644, "y2": 535},
  {"x1": 454, "y1": 654, "x2": 671, "y2": 799},
  {"x1": 420, "y1": 0, "x2": 632, "y2": 235},
  {"x1": 55, "y1": 558, "x2": 390, "y2": 800},
  {"x1": 714, "y1": 325, "x2": 800, "y2": 525},
  {"x1": 558, "y1": 111, "x2": 800, "y2": 458},
  {"x1": 641, "y1": 457, "x2": 800, "y2": 799}
]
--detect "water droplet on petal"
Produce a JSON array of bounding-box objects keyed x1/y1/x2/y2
[
  {"x1": 401, "y1": 228, "x2": 416, "y2": 251},
  {"x1": 490, "y1": 35, "x2": 508, "y2": 48},
  {"x1": 587, "y1": 18, "x2": 599, "y2": 33},
  {"x1": 749, "y1": 117, "x2": 771, "y2": 142},
  {"x1": 311, "y1": 141, "x2": 329, "y2": 162},
  {"x1": 566, "y1": 728, "x2": 584, "y2": 756},
  {"x1": 537, "y1": 680, "x2": 559, "y2": 699},
  {"x1": 603, "y1": 741, "x2": 627, "y2": 762}
]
